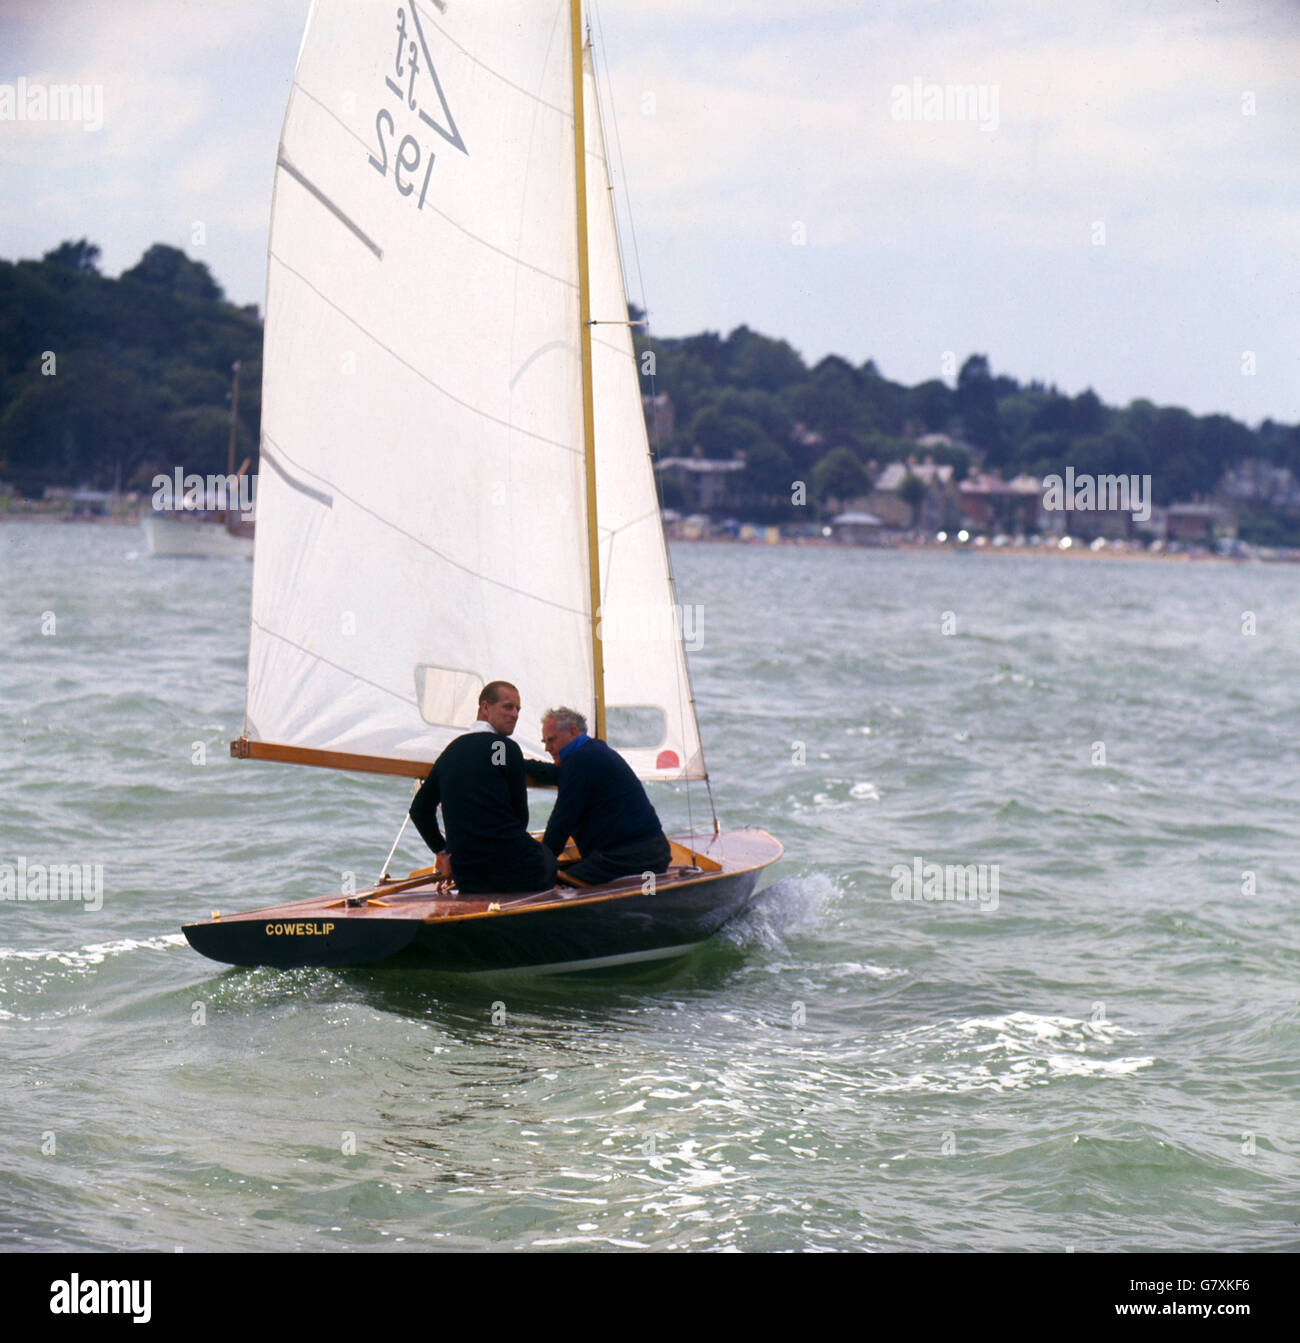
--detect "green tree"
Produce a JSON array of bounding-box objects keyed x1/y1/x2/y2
[
  {"x1": 656, "y1": 471, "x2": 685, "y2": 511},
  {"x1": 1020, "y1": 431, "x2": 1069, "y2": 480},
  {"x1": 956, "y1": 354, "x2": 1007, "y2": 465},
  {"x1": 1150, "y1": 407, "x2": 1199, "y2": 504},
  {"x1": 812, "y1": 446, "x2": 870, "y2": 509},
  {"x1": 689, "y1": 407, "x2": 768, "y2": 459},
  {"x1": 122, "y1": 244, "x2": 224, "y2": 302},
  {"x1": 646, "y1": 340, "x2": 716, "y2": 425},
  {"x1": 781, "y1": 379, "x2": 857, "y2": 437},
  {"x1": 43, "y1": 239, "x2": 101, "y2": 274},
  {"x1": 174, "y1": 405, "x2": 252, "y2": 476},
  {"x1": 996, "y1": 390, "x2": 1046, "y2": 460},
  {"x1": 1070, "y1": 388, "x2": 1106, "y2": 435},
  {"x1": 716, "y1": 387, "x2": 792, "y2": 444},
  {"x1": 1195, "y1": 413, "x2": 1255, "y2": 486},
  {"x1": 1028, "y1": 393, "x2": 1073, "y2": 436},
  {"x1": 898, "y1": 472, "x2": 926, "y2": 525},
  {"x1": 0, "y1": 352, "x2": 160, "y2": 493},
  {"x1": 859, "y1": 370, "x2": 907, "y2": 435},
  {"x1": 740, "y1": 439, "x2": 794, "y2": 514},
  {"x1": 909, "y1": 379, "x2": 954, "y2": 432},
  {"x1": 726, "y1": 325, "x2": 805, "y2": 391},
  {"x1": 924, "y1": 441, "x2": 971, "y2": 482},
  {"x1": 857, "y1": 431, "x2": 913, "y2": 467}
]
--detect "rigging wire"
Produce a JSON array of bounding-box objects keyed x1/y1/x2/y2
[{"x1": 378, "y1": 780, "x2": 420, "y2": 883}]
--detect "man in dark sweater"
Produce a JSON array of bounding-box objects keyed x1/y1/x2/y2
[
  {"x1": 526, "y1": 707, "x2": 672, "y2": 885},
  {"x1": 409, "y1": 681, "x2": 557, "y2": 895}
]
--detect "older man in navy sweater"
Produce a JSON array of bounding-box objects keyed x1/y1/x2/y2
[{"x1": 526, "y1": 707, "x2": 672, "y2": 885}]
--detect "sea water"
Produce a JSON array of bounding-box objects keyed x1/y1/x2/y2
[{"x1": 1, "y1": 523, "x2": 1297, "y2": 1251}]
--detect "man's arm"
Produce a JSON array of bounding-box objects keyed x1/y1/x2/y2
[
  {"x1": 409, "y1": 768, "x2": 445, "y2": 854},
  {"x1": 505, "y1": 740, "x2": 530, "y2": 828},
  {"x1": 542, "y1": 760, "x2": 587, "y2": 857},
  {"x1": 524, "y1": 757, "x2": 559, "y2": 787}
]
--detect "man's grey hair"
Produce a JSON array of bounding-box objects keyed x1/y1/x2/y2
[{"x1": 542, "y1": 706, "x2": 587, "y2": 736}]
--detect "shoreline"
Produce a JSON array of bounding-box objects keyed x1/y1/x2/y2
[
  {"x1": 0, "y1": 513, "x2": 143, "y2": 524},
  {"x1": 4, "y1": 512, "x2": 1293, "y2": 564},
  {"x1": 667, "y1": 533, "x2": 1292, "y2": 564}
]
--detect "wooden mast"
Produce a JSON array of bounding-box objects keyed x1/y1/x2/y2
[{"x1": 570, "y1": 0, "x2": 605, "y2": 741}]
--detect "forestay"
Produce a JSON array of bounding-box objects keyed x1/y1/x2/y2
[{"x1": 243, "y1": 0, "x2": 704, "y2": 781}]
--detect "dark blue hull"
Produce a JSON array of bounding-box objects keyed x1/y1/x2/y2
[{"x1": 182, "y1": 830, "x2": 783, "y2": 974}]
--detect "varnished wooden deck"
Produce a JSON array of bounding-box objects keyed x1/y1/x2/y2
[{"x1": 197, "y1": 829, "x2": 783, "y2": 930}]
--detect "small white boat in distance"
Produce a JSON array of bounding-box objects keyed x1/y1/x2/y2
[
  {"x1": 145, "y1": 360, "x2": 254, "y2": 558},
  {"x1": 143, "y1": 509, "x2": 253, "y2": 558}
]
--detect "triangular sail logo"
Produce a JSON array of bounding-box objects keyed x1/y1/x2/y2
[{"x1": 387, "y1": 2, "x2": 467, "y2": 156}]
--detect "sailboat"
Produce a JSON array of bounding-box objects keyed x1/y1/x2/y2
[
  {"x1": 183, "y1": 0, "x2": 781, "y2": 973},
  {"x1": 143, "y1": 361, "x2": 256, "y2": 558}
]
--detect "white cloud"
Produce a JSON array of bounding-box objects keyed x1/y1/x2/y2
[{"x1": 595, "y1": 0, "x2": 1300, "y2": 270}]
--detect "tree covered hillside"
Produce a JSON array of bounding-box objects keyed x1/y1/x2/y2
[
  {"x1": 0, "y1": 241, "x2": 261, "y2": 496},
  {"x1": 3, "y1": 241, "x2": 1298, "y2": 533},
  {"x1": 636, "y1": 325, "x2": 1300, "y2": 518}
]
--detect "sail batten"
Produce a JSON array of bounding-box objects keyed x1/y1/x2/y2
[{"x1": 275, "y1": 155, "x2": 384, "y2": 258}]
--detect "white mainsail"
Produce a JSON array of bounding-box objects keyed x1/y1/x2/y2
[{"x1": 242, "y1": 0, "x2": 704, "y2": 781}]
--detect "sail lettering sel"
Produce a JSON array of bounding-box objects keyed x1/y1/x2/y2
[{"x1": 369, "y1": 4, "x2": 467, "y2": 210}]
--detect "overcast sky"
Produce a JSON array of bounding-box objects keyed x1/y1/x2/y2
[{"x1": 2, "y1": 0, "x2": 1297, "y2": 425}]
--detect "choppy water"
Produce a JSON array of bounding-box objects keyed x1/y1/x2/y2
[{"x1": 1, "y1": 523, "x2": 1297, "y2": 1251}]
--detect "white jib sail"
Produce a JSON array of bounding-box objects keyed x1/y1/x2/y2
[
  {"x1": 583, "y1": 46, "x2": 706, "y2": 781},
  {"x1": 244, "y1": 1, "x2": 704, "y2": 780}
]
